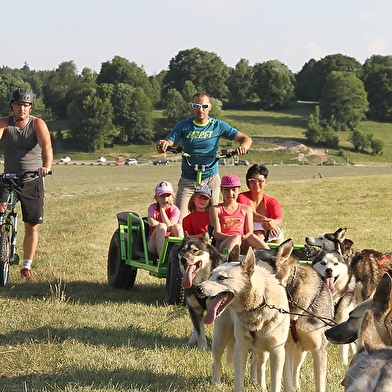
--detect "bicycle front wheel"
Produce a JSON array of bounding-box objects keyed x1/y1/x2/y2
[{"x1": 0, "y1": 232, "x2": 11, "y2": 287}]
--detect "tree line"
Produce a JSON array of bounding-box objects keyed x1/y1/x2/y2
[{"x1": 0, "y1": 48, "x2": 391, "y2": 154}]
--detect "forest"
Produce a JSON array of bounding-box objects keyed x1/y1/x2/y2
[{"x1": 0, "y1": 48, "x2": 391, "y2": 153}]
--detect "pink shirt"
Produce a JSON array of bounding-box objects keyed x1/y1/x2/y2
[
  {"x1": 147, "y1": 203, "x2": 181, "y2": 237},
  {"x1": 182, "y1": 210, "x2": 210, "y2": 236},
  {"x1": 219, "y1": 204, "x2": 245, "y2": 236}
]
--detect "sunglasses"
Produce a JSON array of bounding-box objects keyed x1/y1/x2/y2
[
  {"x1": 248, "y1": 178, "x2": 266, "y2": 184},
  {"x1": 191, "y1": 103, "x2": 211, "y2": 110}
]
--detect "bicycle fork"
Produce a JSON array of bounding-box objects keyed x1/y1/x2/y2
[{"x1": 7, "y1": 212, "x2": 19, "y2": 265}]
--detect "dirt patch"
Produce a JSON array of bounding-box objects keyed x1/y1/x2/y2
[{"x1": 253, "y1": 138, "x2": 327, "y2": 156}]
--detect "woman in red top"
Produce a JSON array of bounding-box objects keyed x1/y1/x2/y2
[
  {"x1": 182, "y1": 183, "x2": 212, "y2": 238},
  {"x1": 237, "y1": 164, "x2": 283, "y2": 243},
  {"x1": 209, "y1": 174, "x2": 269, "y2": 252}
]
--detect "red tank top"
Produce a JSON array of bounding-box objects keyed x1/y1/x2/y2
[{"x1": 219, "y1": 204, "x2": 245, "y2": 236}]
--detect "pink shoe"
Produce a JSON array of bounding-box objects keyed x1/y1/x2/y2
[{"x1": 20, "y1": 268, "x2": 35, "y2": 280}]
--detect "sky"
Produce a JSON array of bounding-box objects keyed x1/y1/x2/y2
[{"x1": 1, "y1": 0, "x2": 391, "y2": 76}]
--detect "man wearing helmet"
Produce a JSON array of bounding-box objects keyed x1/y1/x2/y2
[{"x1": 0, "y1": 88, "x2": 53, "y2": 280}]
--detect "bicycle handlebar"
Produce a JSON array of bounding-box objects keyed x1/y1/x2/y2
[
  {"x1": 0, "y1": 171, "x2": 52, "y2": 185},
  {"x1": 166, "y1": 146, "x2": 238, "y2": 170}
]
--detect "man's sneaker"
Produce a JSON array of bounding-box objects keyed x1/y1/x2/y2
[{"x1": 20, "y1": 268, "x2": 35, "y2": 280}]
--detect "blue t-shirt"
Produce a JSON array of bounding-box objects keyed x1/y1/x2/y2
[{"x1": 166, "y1": 116, "x2": 239, "y2": 180}]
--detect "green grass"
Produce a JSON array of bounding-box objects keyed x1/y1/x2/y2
[{"x1": 1, "y1": 164, "x2": 392, "y2": 391}]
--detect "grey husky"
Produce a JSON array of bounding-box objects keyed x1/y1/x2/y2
[{"x1": 312, "y1": 249, "x2": 357, "y2": 364}]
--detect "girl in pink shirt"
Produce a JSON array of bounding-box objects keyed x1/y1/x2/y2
[
  {"x1": 209, "y1": 174, "x2": 269, "y2": 253},
  {"x1": 148, "y1": 181, "x2": 184, "y2": 256}
]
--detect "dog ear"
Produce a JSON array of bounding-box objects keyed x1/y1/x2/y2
[
  {"x1": 276, "y1": 238, "x2": 294, "y2": 262},
  {"x1": 228, "y1": 244, "x2": 240, "y2": 262},
  {"x1": 335, "y1": 228, "x2": 347, "y2": 243},
  {"x1": 201, "y1": 231, "x2": 210, "y2": 243},
  {"x1": 373, "y1": 271, "x2": 392, "y2": 313},
  {"x1": 241, "y1": 247, "x2": 255, "y2": 278}
]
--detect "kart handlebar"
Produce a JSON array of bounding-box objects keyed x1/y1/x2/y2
[{"x1": 166, "y1": 146, "x2": 238, "y2": 170}]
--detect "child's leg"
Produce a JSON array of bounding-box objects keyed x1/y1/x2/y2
[
  {"x1": 219, "y1": 235, "x2": 241, "y2": 253},
  {"x1": 170, "y1": 223, "x2": 184, "y2": 237},
  {"x1": 148, "y1": 223, "x2": 168, "y2": 255},
  {"x1": 246, "y1": 234, "x2": 269, "y2": 250}
]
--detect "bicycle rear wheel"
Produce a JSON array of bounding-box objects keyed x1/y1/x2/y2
[{"x1": 0, "y1": 232, "x2": 11, "y2": 287}]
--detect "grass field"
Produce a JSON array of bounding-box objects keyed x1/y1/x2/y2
[{"x1": 0, "y1": 163, "x2": 391, "y2": 391}]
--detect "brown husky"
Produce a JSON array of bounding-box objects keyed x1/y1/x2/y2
[
  {"x1": 178, "y1": 232, "x2": 237, "y2": 348},
  {"x1": 325, "y1": 269, "x2": 392, "y2": 347},
  {"x1": 343, "y1": 310, "x2": 392, "y2": 391}
]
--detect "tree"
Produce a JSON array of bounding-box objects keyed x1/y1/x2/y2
[
  {"x1": 42, "y1": 61, "x2": 82, "y2": 119},
  {"x1": 0, "y1": 74, "x2": 26, "y2": 115},
  {"x1": 227, "y1": 59, "x2": 256, "y2": 107},
  {"x1": 296, "y1": 54, "x2": 362, "y2": 101},
  {"x1": 97, "y1": 56, "x2": 154, "y2": 102},
  {"x1": 67, "y1": 86, "x2": 116, "y2": 151},
  {"x1": 181, "y1": 80, "x2": 197, "y2": 103},
  {"x1": 362, "y1": 57, "x2": 392, "y2": 121},
  {"x1": 320, "y1": 71, "x2": 368, "y2": 131},
  {"x1": 162, "y1": 89, "x2": 189, "y2": 129},
  {"x1": 253, "y1": 60, "x2": 295, "y2": 109},
  {"x1": 305, "y1": 105, "x2": 339, "y2": 147},
  {"x1": 163, "y1": 48, "x2": 230, "y2": 100},
  {"x1": 126, "y1": 87, "x2": 154, "y2": 144},
  {"x1": 349, "y1": 130, "x2": 369, "y2": 152}
]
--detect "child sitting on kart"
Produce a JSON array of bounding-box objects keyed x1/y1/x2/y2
[
  {"x1": 209, "y1": 174, "x2": 269, "y2": 253},
  {"x1": 182, "y1": 183, "x2": 213, "y2": 238},
  {"x1": 147, "y1": 181, "x2": 184, "y2": 257}
]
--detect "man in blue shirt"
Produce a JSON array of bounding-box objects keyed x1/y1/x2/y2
[{"x1": 157, "y1": 92, "x2": 252, "y2": 221}]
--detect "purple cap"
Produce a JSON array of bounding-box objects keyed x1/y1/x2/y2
[
  {"x1": 221, "y1": 174, "x2": 241, "y2": 188},
  {"x1": 155, "y1": 181, "x2": 175, "y2": 196}
]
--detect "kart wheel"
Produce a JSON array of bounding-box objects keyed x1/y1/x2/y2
[
  {"x1": 165, "y1": 244, "x2": 185, "y2": 305},
  {"x1": 0, "y1": 232, "x2": 10, "y2": 287},
  {"x1": 107, "y1": 229, "x2": 137, "y2": 289}
]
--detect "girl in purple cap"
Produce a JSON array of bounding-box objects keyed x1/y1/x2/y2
[
  {"x1": 147, "y1": 181, "x2": 184, "y2": 256},
  {"x1": 182, "y1": 183, "x2": 213, "y2": 238},
  {"x1": 209, "y1": 174, "x2": 269, "y2": 252}
]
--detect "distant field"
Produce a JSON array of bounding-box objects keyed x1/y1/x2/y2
[{"x1": 49, "y1": 102, "x2": 392, "y2": 166}]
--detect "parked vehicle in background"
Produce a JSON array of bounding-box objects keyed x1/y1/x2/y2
[
  {"x1": 125, "y1": 159, "x2": 138, "y2": 165},
  {"x1": 153, "y1": 159, "x2": 168, "y2": 165},
  {"x1": 97, "y1": 156, "x2": 107, "y2": 163},
  {"x1": 59, "y1": 156, "x2": 71, "y2": 163},
  {"x1": 234, "y1": 159, "x2": 249, "y2": 166}
]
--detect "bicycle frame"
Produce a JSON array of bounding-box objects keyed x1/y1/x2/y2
[{"x1": 0, "y1": 171, "x2": 51, "y2": 286}]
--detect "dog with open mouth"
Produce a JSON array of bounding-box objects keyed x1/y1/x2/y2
[
  {"x1": 312, "y1": 249, "x2": 357, "y2": 365},
  {"x1": 178, "y1": 231, "x2": 237, "y2": 348},
  {"x1": 196, "y1": 248, "x2": 289, "y2": 392}
]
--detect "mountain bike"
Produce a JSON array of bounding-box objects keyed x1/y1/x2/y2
[
  {"x1": 0, "y1": 171, "x2": 51, "y2": 286},
  {"x1": 107, "y1": 148, "x2": 238, "y2": 305}
]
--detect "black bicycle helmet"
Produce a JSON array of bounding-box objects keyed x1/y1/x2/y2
[{"x1": 10, "y1": 88, "x2": 34, "y2": 105}]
